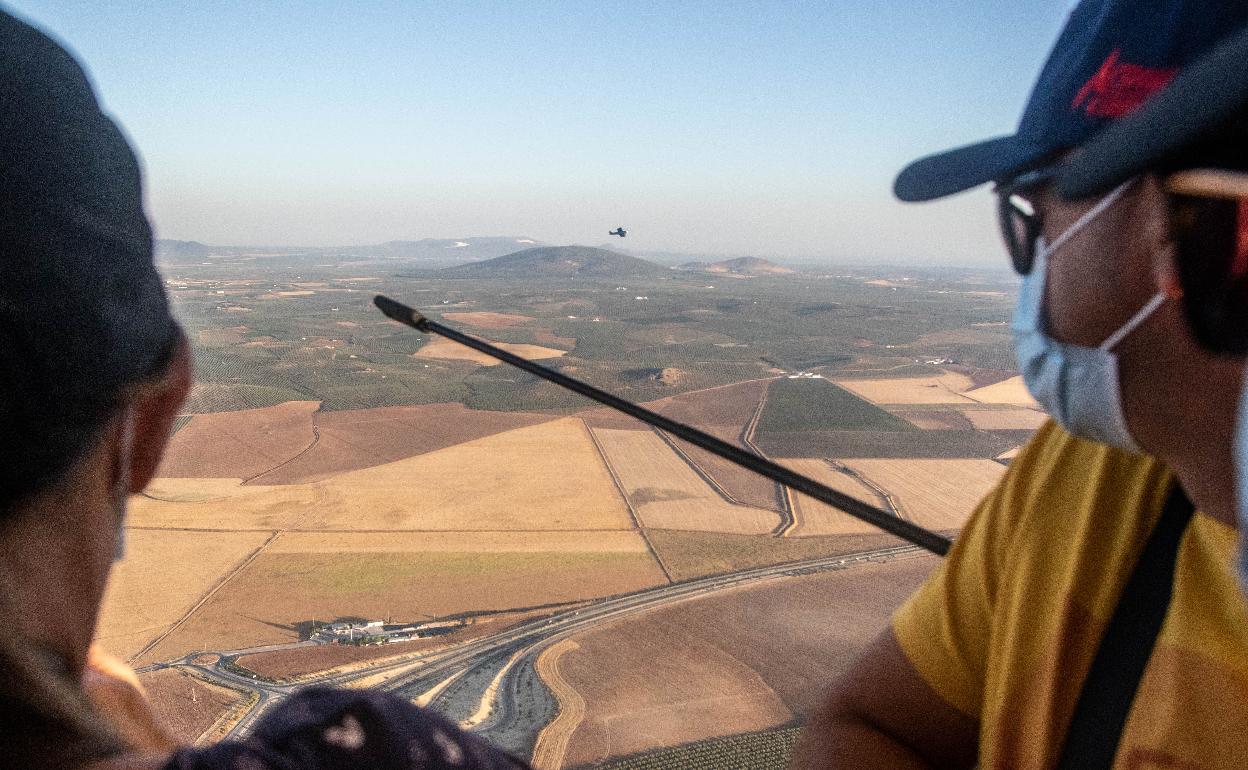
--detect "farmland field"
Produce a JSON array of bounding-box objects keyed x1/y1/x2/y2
[
  {"x1": 833, "y1": 371, "x2": 975, "y2": 405},
  {"x1": 959, "y1": 407, "x2": 1047, "y2": 430},
  {"x1": 130, "y1": 419, "x2": 634, "y2": 532},
  {"x1": 755, "y1": 378, "x2": 915, "y2": 433},
  {"x1": 840, "y1": 459, "x2": 1006, "y2": 530},
  {"x1": 98, "y1": 529, "x2": 272, "y2": 660},
  {"x1": 156, "y1": 401, "x2": 319, "y2": 478},
  {"x1": 254, "y1": 403, "x2": 554, "y2": 483},
  {"x1": 777, "y1": 459, "x2": 883, "y2": 536},
  {"x1": 962, "y1": 375, "x2": 1038, "y2": 405},
  {"x1": 138, "y1": 668, "x2": 247, "y2": 745},
  {"x1": 143, "y1": 549, "x2": 666, "y2": 660},
  {"x1": 547, "y1": 557, "x2": 937, "y2": 766},
  {"x1": 414, "y1": 335, "x2": 567, "y2": 365},
  {"x1": 646, "y1": 529, "x2": 904, "y2": 581},
  {"x1": 592, "y1": 428, "x2": 779, "y2": 534}
]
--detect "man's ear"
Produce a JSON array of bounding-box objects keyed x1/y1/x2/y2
[
  {"x1": 1140, "y1": 175, "x2": 1184, "y2": 300},
  {"x1": 127, "y1": 334, "x2": 192, "y2": 494}
]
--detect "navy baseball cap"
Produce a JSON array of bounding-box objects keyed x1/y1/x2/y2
[
  {"x1": 894, "y1": 0, "x2": 1248, "y2": 203},
  {"x1": 1059, "y1": 22, "x2": 1248, "y2": 199},
  {"x1": 0, "y1": 10, "x2": 180, "y2": 502}
]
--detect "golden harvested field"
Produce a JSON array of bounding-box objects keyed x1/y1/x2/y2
[
  {"x1": 997, "y1": 445, "x2": 1022, "y2": 461},
  {"x1": 130, "y1": 419, "x2": 633, "y2": 532},
  {"x1": 138, "y1": 668, "x2": 245, "y2": 745},
  {"x1": 156, "y1": 401, "x2": 319, "y2": 478},
  {"x1": 833, "y1": 371, "x2": 976, "y2": 405},
  {"x1": 551, "y1": 557, "x2": 938, "y2": 766},
  {"x1": 777, "y1": 459, "x2": 883, "y2": 536},
  {"x1": 441, "y1": 311, "x2": 535, "y2": 329},
  {"x1": 962, "y1": 375, "x2": 1039, "y2": 406},
  {"x1": 268, "y1": 530, "x2": 652, "y2": 554},
  {"x1": 97, "y1": 529, "x2": 272, "y2": 661},
  {"x1": 413, "y1": 335, "x2": 566, "y2": 365},
  {"x1": 841, "y1": 458, "x2": 1006, "y2": 530},
  {"x1": 256, "y1": 403, "x2": 553, "y2": 483},
  {"x1": 144, "y1": 550, "x2": 666, "y2": 660},
  {"x1": 959, "y1": 407, "x2": 1047, "y2": 430},
  {"x1": 592, "y1": 428, "x2": 779, "y2": 534}
]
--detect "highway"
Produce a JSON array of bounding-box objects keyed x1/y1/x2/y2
[{"x1": 160, "y1": 544, "x2": 925, "y2": 749}]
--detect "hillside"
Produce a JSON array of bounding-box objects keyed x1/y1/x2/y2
[
  {"x1": 440, "y1": 246, "x2": 670, "y2": 278},
  {"x1": 678, "y1": 257, "x2": 793, "y2": 276},
  {"x1": 365, "y1": 237, "x2": 544, "y2": 262},
  {"x1": 156, "y1": 239, "x2": 212, "y2": 262}
]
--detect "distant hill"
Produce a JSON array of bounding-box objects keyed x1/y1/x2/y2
[
  {"x1": 155, "y1": 239, "x2": 212, "y2": 262},
  {"x1": 440, "y1": 246, "x2": 670, "y2": 279},
  {"x1": 677, "y1": 257, "x2": 793, "y2": 276},
  {"x1": 365, "y1": 237, "x2": 545, "y2": 263}
]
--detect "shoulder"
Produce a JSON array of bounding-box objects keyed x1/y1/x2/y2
[{"x1": 984, "y1": 420, "x2": 1171, "y2": 561}]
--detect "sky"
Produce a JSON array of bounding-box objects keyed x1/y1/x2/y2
[{"x1": 7, "y1": 2, "x2": 1071, "y2": 266}]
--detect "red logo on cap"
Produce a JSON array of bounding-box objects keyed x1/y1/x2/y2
[{"x1": 1072, "y1": 49, "x2": 1177, "y2": 118}]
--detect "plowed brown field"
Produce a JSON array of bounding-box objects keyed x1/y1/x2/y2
[
  {"x1": 889, "y1": 410, "x2": 975, "y2": 430},
  {"x1": 549, "y1": 556, "x2": 938, "y2": 765},
  {"x1": 647, "y1": 529, "x2": 905, "y2": 581},
  {"x1": 441, "y1": 311, "x2": 534, "y2": 328},
  {"x1": 592, "y1": 428, "x2": 778, "y2": 534},
  {"x1": 156, "y1": 401, "x2": 319, "y2": 478},
  {"x1": 254, "y1": 403, "x2": 553, "y2": 484},
  {"x1": 138, "y1": 668, "x2": 245, "y2": 745}
]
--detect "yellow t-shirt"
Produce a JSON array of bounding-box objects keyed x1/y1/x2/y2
[{"x1": 893, "y1": 421, "x2": 1248, "y2": 768}]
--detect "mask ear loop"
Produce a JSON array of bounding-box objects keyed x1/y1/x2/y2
[
  {"x1": 1047, "y1": 178, "x2": 1135, "y2": 254},
  {"x1": 1100, "y1": 292, "x2": 1167, "y2": 352}
]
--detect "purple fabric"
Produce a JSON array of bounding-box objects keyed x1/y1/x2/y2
[{"x1": 164, "y1": 688, "x2": 530, "y2": 770}]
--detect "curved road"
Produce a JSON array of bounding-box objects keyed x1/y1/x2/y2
[{"x1": 161, "y1": 544, "x2": 926, "y2": 747}]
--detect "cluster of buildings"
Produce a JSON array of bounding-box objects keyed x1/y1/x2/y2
[{"x1": 313, "y1": 618, "x2": 467, "y2": 646}]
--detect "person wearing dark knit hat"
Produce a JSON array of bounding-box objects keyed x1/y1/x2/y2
[
  {"x1": 0, "y1": 9, "x2": 528, "y2": 770},
  {"x1": 793, "y1": 1, "x2": 1248, "y2": 767}
]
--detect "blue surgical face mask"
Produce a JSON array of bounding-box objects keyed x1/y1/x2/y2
[
  {"x1": 1234, "y1": 379, "x2": 1248, "y2": 589},
  {"x1": 1011, "y1": 181, "x2": 1166, "y2": 453}
]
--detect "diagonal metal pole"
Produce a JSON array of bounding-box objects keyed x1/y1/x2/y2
[{"x1": 375, "y1": 295, "x2": 951, "y2": 556}]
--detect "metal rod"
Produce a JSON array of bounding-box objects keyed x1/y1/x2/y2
[{"x1": 375, "y1": 295, "x2": 952, "y2": 556}]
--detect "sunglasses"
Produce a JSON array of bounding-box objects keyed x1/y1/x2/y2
[
  {"x1": 996, "y1": 166, "x2": 1248, "y2": 355},
  {"x1": 994, "y1": 165, "x2": 1060, "y2": 276},
  {"x1": 1166, "y1": 169, "x2": 1248, "y2": 355}
]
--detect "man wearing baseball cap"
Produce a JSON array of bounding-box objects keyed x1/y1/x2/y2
[
  {"x1": 0, "y1": 9, "x2": 528, "y2": 770},
  {"x1": 793, "y1": 1, "x2": 1248, "y2": 767}
]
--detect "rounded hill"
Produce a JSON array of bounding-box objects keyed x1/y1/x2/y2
[{"x1": 440, "y1": 246, "x2": 670, "y2": 278}]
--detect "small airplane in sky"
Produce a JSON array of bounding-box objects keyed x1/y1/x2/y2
[{"x1": 609, "y1": 227, "x2": 627, "y2": 238}]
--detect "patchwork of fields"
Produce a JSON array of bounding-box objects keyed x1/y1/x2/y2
[{"x1": 109, "y1": 362, "x2": 1041, "y2": 667}]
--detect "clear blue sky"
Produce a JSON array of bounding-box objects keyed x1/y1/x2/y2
[{"x1": 6, "y1": 1, "x2": 1071, "y2": 265}]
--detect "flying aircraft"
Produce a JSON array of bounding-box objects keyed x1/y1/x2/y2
[{"x1": 609, "y1": 227, "x2": 626, "y2": 238}]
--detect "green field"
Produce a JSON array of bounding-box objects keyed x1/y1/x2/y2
[{"x1": 756, "y1": 378, "x2": 916, "y2": 434}]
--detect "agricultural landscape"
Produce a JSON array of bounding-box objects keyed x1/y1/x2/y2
[{"x1": 100, "y1": 240, "x2": 1039, "y2": 767}]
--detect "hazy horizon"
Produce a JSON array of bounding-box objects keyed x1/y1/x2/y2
[{"x1": 10, "y1": 2, "x2": 1070, "y2": 267}]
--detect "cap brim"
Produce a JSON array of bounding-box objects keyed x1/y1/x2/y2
[
  {"x1": 893, "y1": 135, "x2": 1050, "y2": 202},
  {"x1": 1058, "y1": 24, "x2": 1248, "y2": 200}
]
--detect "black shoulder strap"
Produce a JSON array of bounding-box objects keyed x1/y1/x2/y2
[{"x1": 1056, "y1": 484, "x2": 1195, "y2": 769}]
